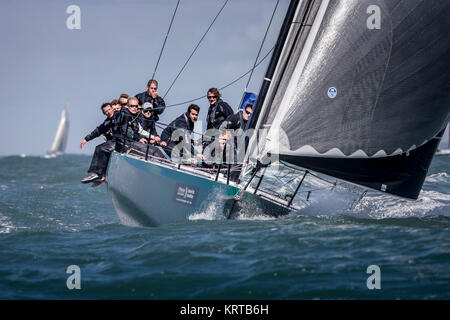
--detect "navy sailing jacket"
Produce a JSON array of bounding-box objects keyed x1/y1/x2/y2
[
  {"x1": 84, "y1": 110, "x2": 141, "y2": 142},
  {"x1": 161, "y1": 112, "x2": 194, "y2": 143},
  {"x1": 224, "y1": 110, "x2": 247, "y2": 130},
  {"x1": 206, "y1": 99, "x2": 234, "y2": 130},
  {"x1": 84, "y1": 117, "x2": 113, "y2": 142}
]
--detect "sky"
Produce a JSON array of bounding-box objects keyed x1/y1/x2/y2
[{"x1": 0, "y1": 0, "x2": 291, "y2": 156}]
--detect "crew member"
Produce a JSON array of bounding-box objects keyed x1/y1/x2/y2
[
  {"x1": 221, "y1": 103, "x2": 253, "y2": 131},
  {"x1": 79, "y1": 103, "x2": 118, "y2": 183},
  {"x1": 111, "y1": 99, "x2": 121, "y2": 112},
  {"x1": 205, "y1": 88, "x2": 233, "y2": 130},
  {"x1": 79, "y1": 99, "x2": 144, "y2": 184},
  {"x1": 160, "y1": 104, "x2": 200, "y2": 159},
  {"x1": 139, "y1": 105, "x2": 161, "y2": 145},
  {"x1": 135, "y1": 79, "x2": 166, "y2": 121},
  {"x1": 118, "y1": 94, "x2": 129, "y2": 110}
]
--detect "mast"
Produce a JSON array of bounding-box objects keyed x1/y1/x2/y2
[
  {"x1": 242, "y1": 0, "x2": 322, "y2": 173},
  {"x1": 247, "y1": 0, "x2": 302, "y2": 130}
]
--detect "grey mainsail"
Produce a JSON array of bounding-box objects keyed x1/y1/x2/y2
[
  {"x1": 48, "y1": 107, "x2": 69, "y2": 155},
  {"x1": 249, "y1": 0, "x2": 450, "y2": 199}
]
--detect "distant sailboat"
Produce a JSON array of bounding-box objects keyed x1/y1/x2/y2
[
  {"x1": 436, "y1": 122, "x2": 450, "y2": 155},
  {"x1": 46, "y1": 106, "x2": 69, "y2": 157}
]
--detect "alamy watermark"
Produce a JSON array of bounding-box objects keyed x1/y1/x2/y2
[
  {"x1": 66, "y1": 5, "x2": 81, "y2": 30},
  {"x1": 66, "y1": 265, "x2": 81, "y2": 290},
  {"x1": 367, "y1": 5, "x2": 381, "y2": 30},
  {"x1": 366, "y1": 265, "x2": 381, "y2": 290}
]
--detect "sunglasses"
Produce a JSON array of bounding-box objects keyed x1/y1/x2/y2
[
  {"x1": 128, "y1": 104, "x2": 139, "y2": 108},
  {"x1": 244, "y1": 109, "x2": 252, "y2": 115},
  {"x1": 120, "y1": 103, "x2": 127, "y2": 106},
  {"x1": 207, "y1": 96, "x2": 217, "y2": 100}
]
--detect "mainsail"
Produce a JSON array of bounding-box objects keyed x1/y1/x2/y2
[
  {"x1": 48, "y1": 107, "x2": 69, "y2": 155},
  {"x1": 249, "y1": 0, "x2": 450, "y2": 200}
]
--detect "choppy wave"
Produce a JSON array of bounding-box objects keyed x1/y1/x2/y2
[
  {"x1": 1, "y1": 154, "x2": 449, "y2": 299},
  {"x1": 352, "y1": 193, "x2": 448, "y2": 219},
  {"x1": 425, "y1": 172, "x2": 450, "y2": 184}
]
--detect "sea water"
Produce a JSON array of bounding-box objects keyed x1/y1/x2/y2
[{"x1": 0, "y1": 154, "x2": 449, "y2": 299}]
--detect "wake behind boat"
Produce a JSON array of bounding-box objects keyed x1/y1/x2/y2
[{"x1": 103, "y1": 0, "x2": 450, "y2": 227}]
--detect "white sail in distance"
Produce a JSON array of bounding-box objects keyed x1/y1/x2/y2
[
  {"x1": 437, "y1": 122, "x2": 450, "y2": 154},
  {"x1": 49, "y1": 106, "x2": 69, "y2": 155}
]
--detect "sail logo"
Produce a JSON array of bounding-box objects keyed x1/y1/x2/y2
[
  {"x1": 174, "y1": 183, "x2": 199, "y2": 206},
  {"x1": 328, "y1": 87, "x2": 337, "y2": 99}
]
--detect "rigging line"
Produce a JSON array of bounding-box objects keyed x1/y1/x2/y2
[
  {"x1": 151, "y1": 0, "x2": 181, "y2": 81},
  {"x1": 163, "y1": 0, "x2": 229, "y2": 100},
  {"x1": 163, "y1": 45, "x2": 275, "y2": 108},
  {"x1": 244, "y1": 0, "x2": 280, "y2": 91}
]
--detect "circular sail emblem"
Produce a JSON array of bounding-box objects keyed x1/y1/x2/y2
[{"x1": 328, "y1": 87, "x2": 337, "y2": 99}]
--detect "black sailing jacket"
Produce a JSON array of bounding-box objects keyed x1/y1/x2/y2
[
  {"x1": 84, "y1": 110, "x2": 141, "y2": 142},
  {"x1": 224, "y1": 110, "x2": 247, "y2": 130},
  {"x1": 161, "y1": 112, "x2": 194, "y2": 143},
  {"x1": 206, "y1": 99, "x2": 234, "y2": 130}
]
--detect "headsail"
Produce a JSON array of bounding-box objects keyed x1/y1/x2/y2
[
  {"x1": 49, "y1": 106, "x2": 69, "y2": 155},
  {"x1": 251, "y1": 0, "x2": 450, "y2": 199}
]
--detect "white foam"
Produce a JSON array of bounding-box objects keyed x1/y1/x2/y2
[
  {"x1": 235, "y1": 214, "x2": 276, "y2": 221},
  {"x1": 353, "y1": 190, "x2": 449, "y2": 219},
  {"x1": 0, "y1": 214, "x2": 14, "y2": 234},
  {"x1": 425, "y1": 172, "x2": 450, "y2": 184},
  {"x1": 189, "y1": 188, "x2": 234, "y2": 222},
  {"x1": 189, "y1": 201, "x2": 223, "y2": 221}
]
